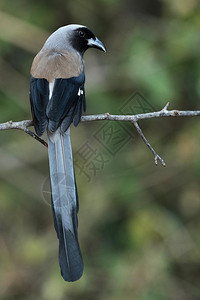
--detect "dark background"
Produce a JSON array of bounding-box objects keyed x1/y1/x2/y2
[{"x1": 0, "y1": 0, "x2": 200, "y2": 299}]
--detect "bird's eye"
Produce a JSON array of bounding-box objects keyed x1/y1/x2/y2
[{"x1": 79, "y1": 30, "x2": 85, "y2": 38}]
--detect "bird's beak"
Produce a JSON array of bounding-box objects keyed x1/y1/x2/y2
[{"x1": 87, "y1": 37, "x2": 107, "y2": 52}]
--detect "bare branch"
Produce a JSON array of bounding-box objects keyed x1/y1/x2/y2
[
  {"x1": 0, "y1": 119, "x2": 33, "y2": 130},
  {"x1": 80, "y1": 109, "x2": 200, "y2": 123},
  {"x1": 0, "y1": 104, "x2": 200, "y2": 165},
  {"x1": 0, "y1": 120, "x2": 48, "y2": 147}
]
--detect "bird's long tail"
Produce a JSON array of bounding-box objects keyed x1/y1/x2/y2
[{"x1": 47, "y1": 127, "x2": 83, "y2": 282}]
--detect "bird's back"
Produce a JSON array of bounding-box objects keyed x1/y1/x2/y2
[{"x1": 31, "y1": 49, "x2": 84, "y2": 82}]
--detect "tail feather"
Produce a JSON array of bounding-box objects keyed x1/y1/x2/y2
[{"x1": 47, "y1": 128, "x2": 83, "y2": 282}]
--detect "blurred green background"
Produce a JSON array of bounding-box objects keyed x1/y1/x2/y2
[{"x1": 0, "y1": 0, "x2": 200, "y2": 299}]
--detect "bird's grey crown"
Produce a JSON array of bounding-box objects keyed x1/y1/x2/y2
[
  {"x1": 41, "y1": 24, "x2": 106, "y2": 57},
  {"x1": 42, "y1": 24, "x2": 86, "y2": 53}
]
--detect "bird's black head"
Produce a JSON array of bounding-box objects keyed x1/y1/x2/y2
[{"x1": 70, "y1": 26, "x2": 106, "y2": 56}]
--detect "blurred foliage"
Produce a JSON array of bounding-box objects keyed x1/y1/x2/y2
[{"x1": 0, "y1": 0, "x2": 200, "y2": 299}]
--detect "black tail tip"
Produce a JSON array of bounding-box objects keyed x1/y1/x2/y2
[{"x1": 61, "y1": 266, "x2": 83, "y2": 282}]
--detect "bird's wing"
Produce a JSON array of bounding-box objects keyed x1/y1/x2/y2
[
  {"x1": 30, "y1": 71, "x2": 86, "y2": 135},
  {"x1": 46, "y1": 71, "x2": 85, "y2": 133},
  {"x1": 30, "y1": 76, "x2": 49, "y2": 136}
]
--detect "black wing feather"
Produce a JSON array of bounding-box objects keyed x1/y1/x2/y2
[
  {"x1": 73, "y1": 87, "x2": 85, "y2": 127},
  {"x1": 30, "y1": 71, "x2": 85, "y2": 135},
  {"x1": 47, "y1": 71, "x2": 85, "y2": 133},
  {"x1": 30, "y1": 76, "x2": 49, "y2": 136}
]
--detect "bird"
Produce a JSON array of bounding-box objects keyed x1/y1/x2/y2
[{"x1": 30, "y1": 24, "x2": 106, "y2": 282}]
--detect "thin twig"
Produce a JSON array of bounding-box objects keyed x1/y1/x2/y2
[
  {"x1": 133, "y1": 121, "x2": 166, "y2": 167},
  {"x1": 23, "y1": 127, "x2": 48, "y2": 148},
  {"x1": 161, "y1": 102, "x2": 170, "y2": 111}
]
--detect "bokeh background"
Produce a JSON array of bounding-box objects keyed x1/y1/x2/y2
[{"x1": 0, "y1": 1, "x2": 200, "y2": 299}]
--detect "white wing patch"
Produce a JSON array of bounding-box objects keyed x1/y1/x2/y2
[
  {"x1": 78, "y1": 88, "x2": 84, "y2": 96},
  {"x1": 49, "y1": 81, "x2": 55, "y2": 100}
]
